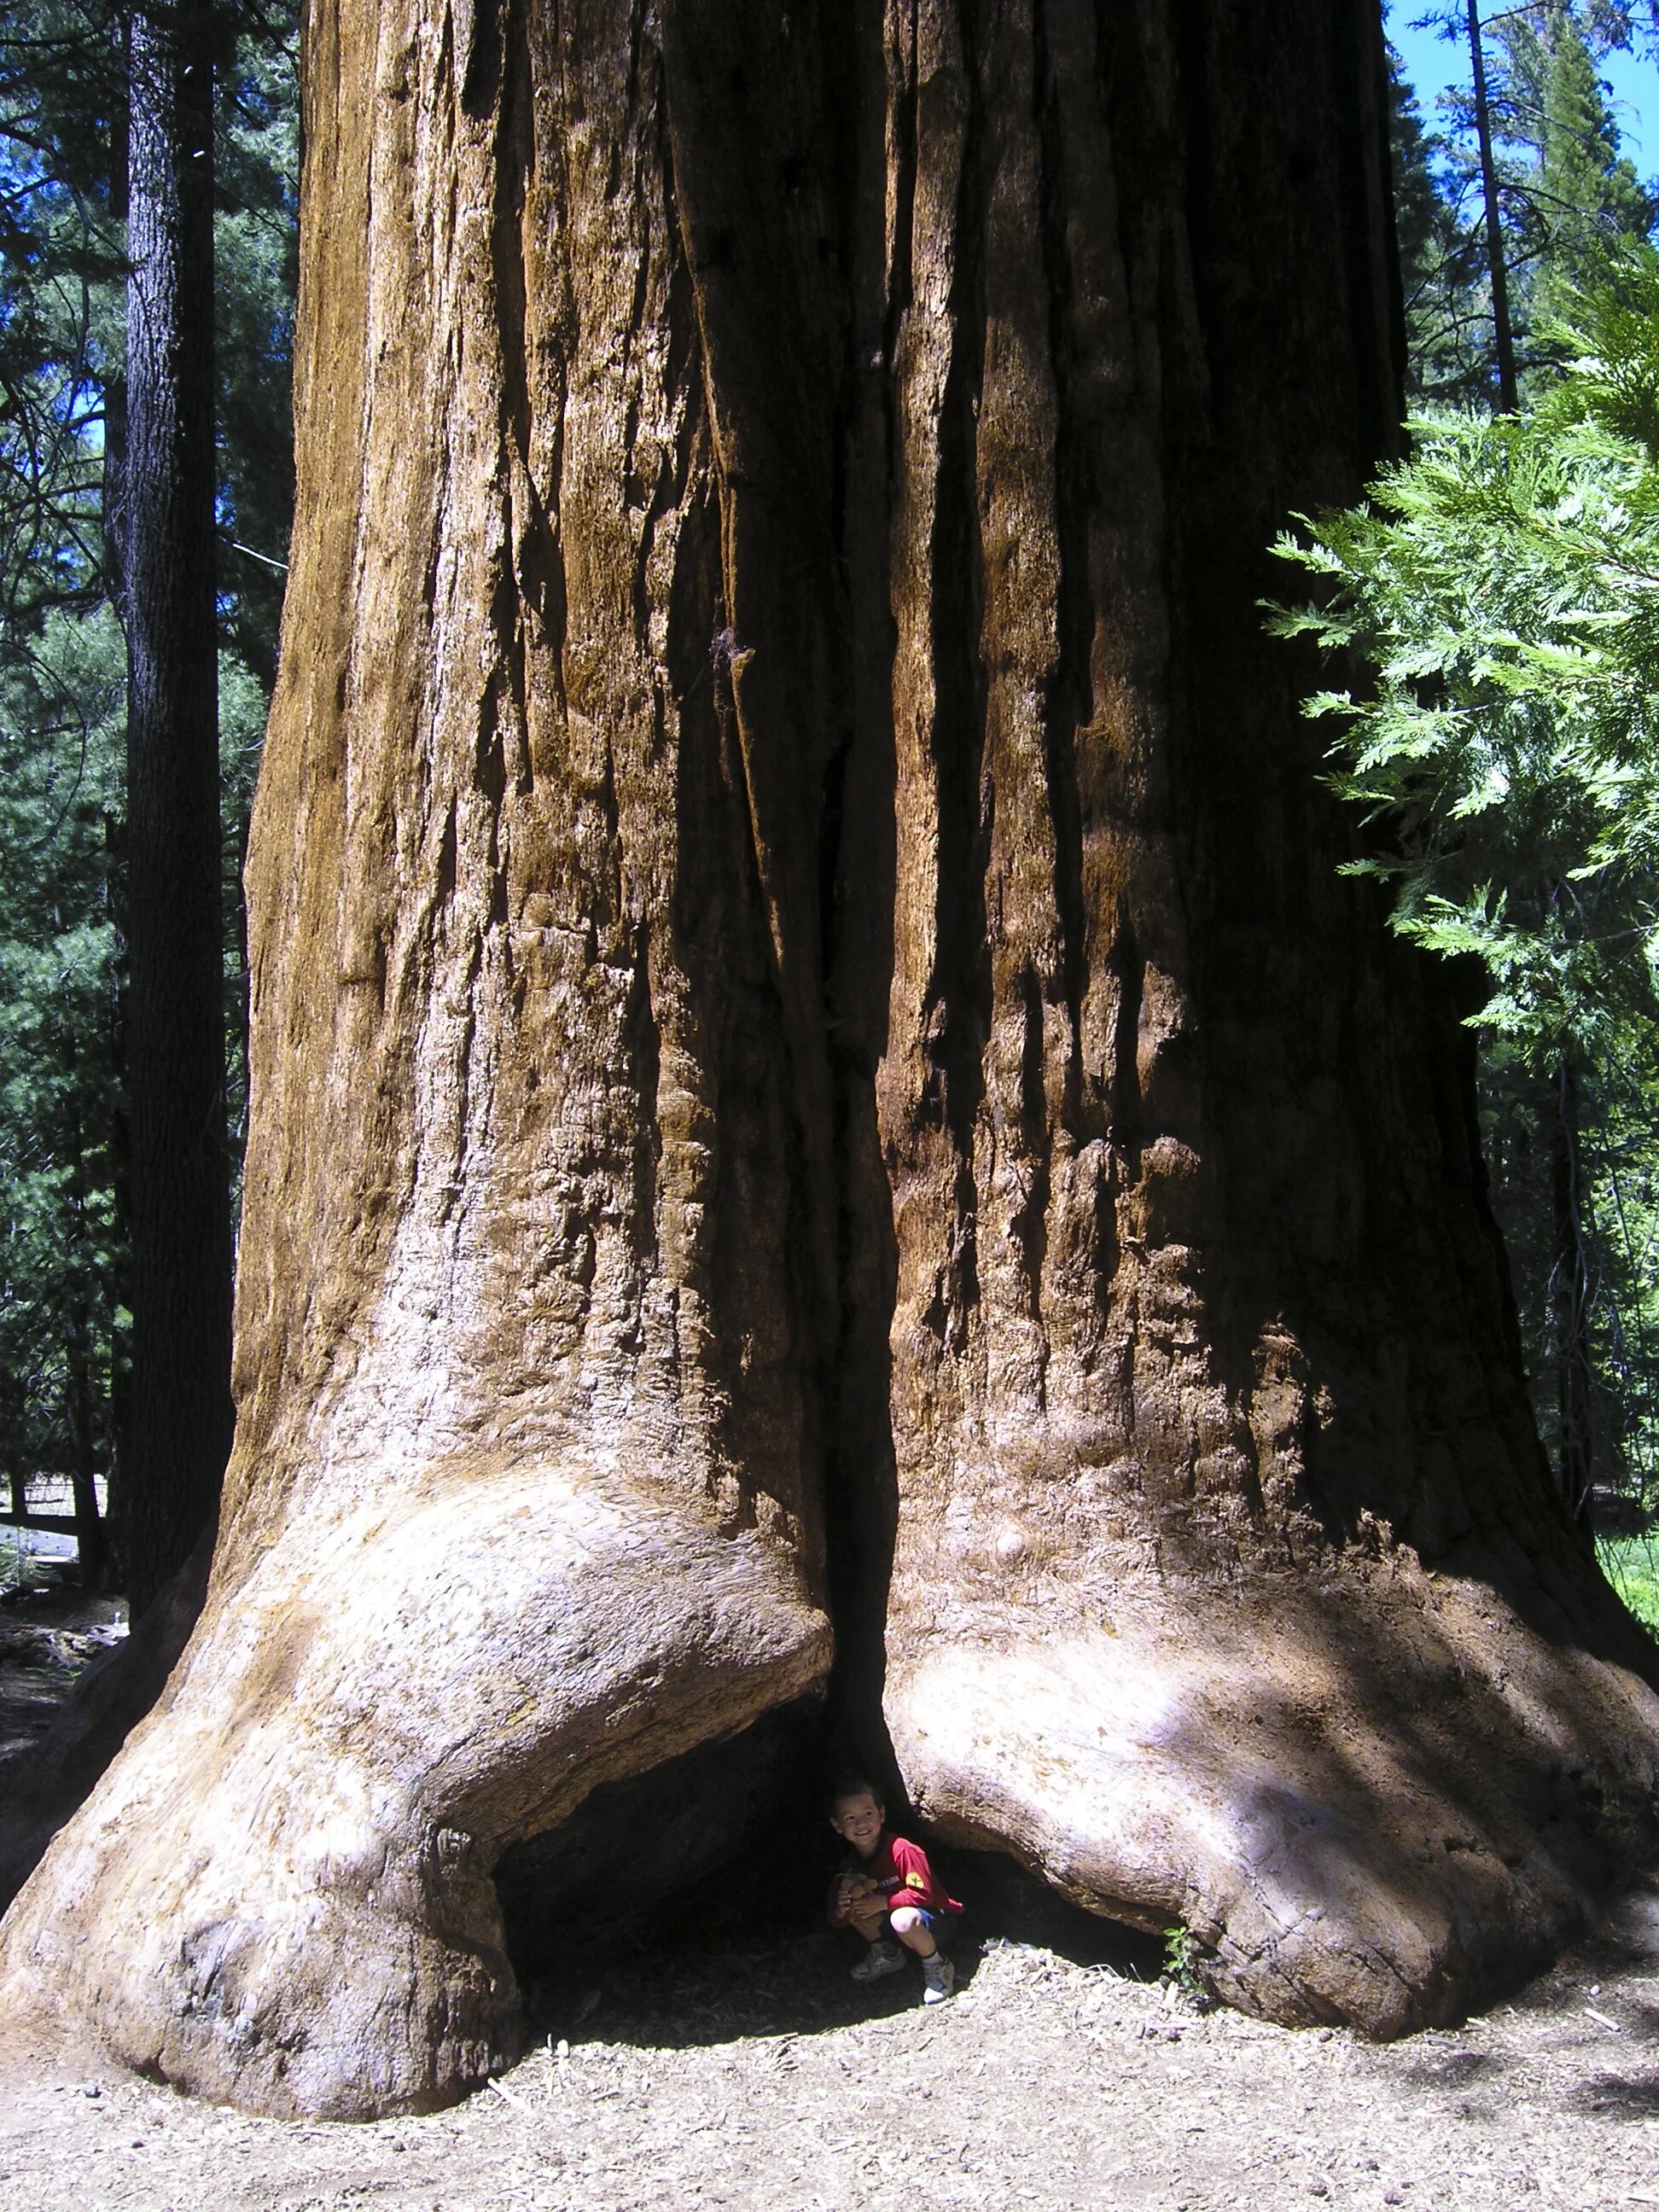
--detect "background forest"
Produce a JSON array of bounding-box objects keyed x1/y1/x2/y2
[
  {"x1": 3, "y1": 2, "x2": 1658, "y2": 1620},
  {"x1": 0, "y1": 0, "x2": 293, "y2": 1589}
]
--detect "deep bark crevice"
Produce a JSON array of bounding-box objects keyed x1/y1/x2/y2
[{"x1": 1028, "y1": 0, "x2": 1091, "y2": 1135}]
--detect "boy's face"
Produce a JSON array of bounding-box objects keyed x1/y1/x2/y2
[{"x1": 830, "y1": 1790, "x2": 884, "y2": 1857}]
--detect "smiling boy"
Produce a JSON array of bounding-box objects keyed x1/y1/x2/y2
[{"x1": 828, "y1": 1776, "x2": 960, "y2": 2004}]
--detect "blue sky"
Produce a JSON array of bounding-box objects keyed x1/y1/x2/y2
[{"x1": 1388, "y1": 3, "x2": 1657, "y2": 169}]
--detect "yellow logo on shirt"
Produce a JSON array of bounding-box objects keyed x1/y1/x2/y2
[{"x1": 905, "y1": 1871, "x2": 926, "y2": 1889}]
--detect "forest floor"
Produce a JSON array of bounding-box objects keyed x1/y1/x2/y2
[
  {"x1": 0, "y1": 1573, "x2": 125, "y2": 1761},
  {"x1": 2, "y1": 1580, "x2": 1659, "y2": 2210},
  {"x1": 3, "y1": 1908, "x2": 1659, "y2": 2211}
]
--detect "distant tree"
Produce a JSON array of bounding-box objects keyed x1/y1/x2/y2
[
  {"x1": 1470, "y1": 0, "x2": 1523, "y2": 401},
  {"x1": 0, "y1": 613, "x2": 125, "y2": 1578},
  {"x1": 1412, "y1": 3, "x2": 1654, "y2": 397},
  {"x1": 1533, "y1": 3, "x2": 1652, "y2": 317},
  {"x1": 1387, "y1": 42, "x2": 1490, "y2": 404},
  {"x1": 118, "y1": 0, "x2": 236, "y2": 1614},
  {"x1": 1493, "y1": 2, "x2": 1652, "y2": 346},
  {"x1": 1, "y1": 2, "x2": 128, "y2": 1575},
  {"x1": 213, "y1": 17, "x2": 294, "y2": 697}
]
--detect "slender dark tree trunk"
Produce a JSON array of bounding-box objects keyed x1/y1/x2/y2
[
  {"x1": 120, "y1": 0, "x2": 233, "y2": 1615},
  {"x1": 102, "y1": 18, "x2": 129, "y2": 618},
  {"x1": 102, "y1": 372, "x2": 127, "y2": 612},
  {"x1": 1467, "y1": 0, "x2": 1519, "y2": 408}
]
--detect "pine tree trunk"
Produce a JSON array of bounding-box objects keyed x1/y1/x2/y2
[
  {"x1": 119, "y1": 0, "x2": 235, "y2": 1610},
  {"x1": 3, "y1": 0, "x2": 1656, "y2": 2117}
]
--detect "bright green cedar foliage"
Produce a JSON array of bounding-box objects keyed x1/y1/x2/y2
[{"x1": 1271, "y1": 331, "x2": 1659, "y2": 1060}]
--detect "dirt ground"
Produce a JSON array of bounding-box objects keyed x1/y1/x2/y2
[
  {"x1": 3, "y1": 1579, "x2": 1659, "y2": 2210},
  {"x1": 2, "y1": 1886, "x2": 1659, "y2": 2208},
  {"x1": 0, "y1": 1580, "x2": 125, "y2": 1765}
]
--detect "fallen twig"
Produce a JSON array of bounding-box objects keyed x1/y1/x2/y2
[{"x1": 486, "y1": 2076, "x2": 543, "y2": 2123}]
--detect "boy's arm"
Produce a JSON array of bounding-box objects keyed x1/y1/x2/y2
[
  {"x1": 886, "y1": 1836, "x2": 939, "y2": 1908},
  {"x1": 828, "y1": 1870, "x2": 867, "y2": 1924},
  {"x1": 829, "y1": 1871, "x2": 886, "y2": 1924}
]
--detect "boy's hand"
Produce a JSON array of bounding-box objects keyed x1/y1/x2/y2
[{"x1": 839, "y1": 1875, "x2": 885, "y2": 1919}]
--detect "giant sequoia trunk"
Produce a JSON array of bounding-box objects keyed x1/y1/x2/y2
[{"x1": 3, "y1": 0, "x2": 1657, "y2": 2118}]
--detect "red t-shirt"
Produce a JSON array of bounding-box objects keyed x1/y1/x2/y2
[{"x1": 838, "y1": 1831, "x2": 962, "y2": 1918}]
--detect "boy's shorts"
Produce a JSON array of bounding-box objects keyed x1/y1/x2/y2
[{"x1": 907, "y1": 1907, "x2": 956, "y2": 1945}]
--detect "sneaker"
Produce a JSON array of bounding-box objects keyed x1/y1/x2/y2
[
  {"x1": 850, "y1": 1938, "x2": 906, "y2": 1983},
  {"x1": 921, "y1": 1953, "x2": 956, "y2": 2005}
]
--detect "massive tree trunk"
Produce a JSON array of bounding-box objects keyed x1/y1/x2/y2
[
  {"x1": 3, "y1": 0, "x2": 1656, "y2": 2117},
  {"x1": 867, "y1": 2, "x2": 1659, "y2": 2032},
  {"x1": 119, "y1": 0, "x2": 236, "y2": 1612}
]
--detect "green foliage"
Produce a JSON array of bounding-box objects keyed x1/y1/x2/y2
[
  {"x1": 1271, "y1": 249, "x2": 1659, "y2": 1516},
  {"x1": 1271, "y1": 375, "x2": 1659, "y2": 1064},
  {"x1": 1161, "y1": 1925, "x2": 1196, "y2": 1990},
  {"x1": 0, "y1": 602, "x2": 125, "y2": 1491},
  {"x1": 1598, "y1": 1532, "x2": 1659, "y2": 1628},
  {"x1": 1368, "y1": 11, "x2": 1659, "y2": 1531},
  {"x1": 1161, "y1": 1924, "x2": 1211, "y2": 2005}
]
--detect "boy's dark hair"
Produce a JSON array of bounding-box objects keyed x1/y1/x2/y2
[{"x1": 829, "y1": 1773, "x2": 883, "y2": 1813}]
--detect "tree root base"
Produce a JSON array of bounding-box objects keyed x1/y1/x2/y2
[{"x1": 887, "y1": 1549, "x2": 1659, "y2": 2035}]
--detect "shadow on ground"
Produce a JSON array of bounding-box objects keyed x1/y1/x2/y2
[
  {"x1": 521, "y1": 1848, "x2": 1167, "y2": 2052},
  {"x1": 1400, "y1": 2045, "x2": 1506, "y2": 2090},
  {"x1": 1570, "y1": 2070, "x2": 1659, "y2": 2117}
]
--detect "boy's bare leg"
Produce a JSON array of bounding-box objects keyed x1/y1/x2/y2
[
  {"x1": 848, "y1": 1906, "x2": 889, "y2": 1945},
  {"x1": 887, "y1": 1906, "x2": 937, "y2": 1959}
]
